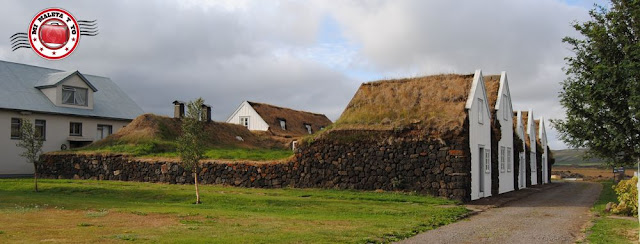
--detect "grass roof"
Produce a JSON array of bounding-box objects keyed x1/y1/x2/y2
[
  {"x1": 521, "y1": 111, "x2": 531, "y2": 147},
  {"x1": 248, "y1": 101, "x2": 332, "y2": 138},
  {"x1": 91, "y1": 113, "x2": 283, "y2": 149},
  {"x1": 483, "y1": 75, "x2": 501, "y2": 111},
  {"x1": 332, "y1": 74, "x2": 475, "y2": 136}
]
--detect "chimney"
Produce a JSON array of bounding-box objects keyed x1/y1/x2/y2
[
  {"x1": 173, "y1": 100, "x2": 185, "y2": 119},
  {"x1": 201, "y1": 104, "x2": 212, "y2": 122}
]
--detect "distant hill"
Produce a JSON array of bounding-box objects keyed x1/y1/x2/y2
[{"x1": 552, "y1": 149, "x2": 606, "y2": 166}]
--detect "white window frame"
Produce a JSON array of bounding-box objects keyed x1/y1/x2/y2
[
  {"x1": 239, "y1": 116, "x2": 250, "y2": 128},
  {"x1": 500, "y1": 146, "x2": 506, "y2": 172},
  {"x1": 70, "y1": 122, "x2": 82, "y2": 136},
  {"x1": 278, "y1": 119, "x2": 286, "y2": 130},
  {"x1": 62, "y1": 86, "x2": 88, "y2": 106},
  {"x1": 484, "y1": 149, "x2": 491, "y2": 174}
]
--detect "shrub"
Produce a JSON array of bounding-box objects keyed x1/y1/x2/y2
[{"x1": 611, "y1": 176, "x2": 638, "y2": 216}]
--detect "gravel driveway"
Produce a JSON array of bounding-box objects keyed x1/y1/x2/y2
[{"x1": 399, "y1": 181, "x2": 602, "y2": 244}]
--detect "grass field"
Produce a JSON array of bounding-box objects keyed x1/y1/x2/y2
[
  {"x1": 552, "y1": 149, "x2": 606, "y2": 166},
  {"x1": 0, "y1": 179, "x2": 468, "y2": 243},
  {"x1": 585, "y1": 180, "x2": 639, "y2": 244}
]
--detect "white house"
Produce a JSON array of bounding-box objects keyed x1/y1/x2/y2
[
  {"x1": 484, "y1": 72, "x2": 515, "y2": 194},
  {"x1": 0, "y1": 60, "x2": 143, "y2": 175},
  {"x1": 468, "y1": 70, "x2": 493, "y2": 200},
  {"x1": 523, "y1": 109, "x2": 538, "y2": 185},
  {"x1": 226, "y1": 101, "x2": 332, "y2": 138},
  {"x1": 537, "y1": 118, "x2": 549, "y2": 184},
  {"x1": 514, "y1": 111, "x2": 527, "y2": 189}
]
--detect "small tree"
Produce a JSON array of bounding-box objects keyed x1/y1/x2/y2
[
  {"x1": 16, "y1": 118, "x2": 44, "y2": 192},
  {"x1": 177, "y1": 98, "x2": 206, "y2": 204}
]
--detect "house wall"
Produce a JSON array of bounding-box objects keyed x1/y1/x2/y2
[
  {"x1": 225, "y1": 102, "x2": 269, "y2": 131},
  {"x1": 527, "y1": 110, "x2": 538, "y2": 185},
  {"x1": 515, "y1": 112, "x2": 527, "y2": 189},
  {"x1": 469, "y1": 73, "x2": 492, "y2": 201},
  {"x1": 496, "y1": 77, "x2": 514, "y2": 194},
  {"x1": 0, "y1": 109, "x2": 129, "y2": 174}
]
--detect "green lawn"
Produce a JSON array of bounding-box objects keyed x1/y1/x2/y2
[
  {"x1": 586, "y1": 180, "x2": 639, "y2": 244},
  {"x1": 0, "y1": 179, "x2": 468, "y2": 243},
  {"x1": 75, "y1": 141, "x2": 293, "y2": 161}
]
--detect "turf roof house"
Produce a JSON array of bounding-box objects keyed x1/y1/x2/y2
[
  {"x1": 513, "y1": 111, "x2": 527, "y2": 189},
  {"x1": 0, "y1": 61, "x2": 143, "y2": 175},
  {"x1": 536, "y1": 119, "x2": 549, "y2": 184},
  {"x1": 226, "y1": 101, "x2": 332, "y2": 138},
  {"x1": 484, "y1": 72, "x2": 515, "y2": 194},
  {"x1": 522, "y1": 109, "x2": 538, "y2": 186},
  {"x1": 329, "y1": 69, "x2": 493, "y2": 201}
]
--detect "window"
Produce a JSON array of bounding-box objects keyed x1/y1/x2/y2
[
  {"x1": 304, "y1": 124, "x2": 312, "y2": 134},
  {"x1": 319, "y1": 126, "x2": 325, "y2": 131},
  {"x1": 97, "y1": 124, "x2": 112, "y2": 140},
  {"x1": 478, "y1": 98, "x2": 484, "y2": 124},
  {"x1": 70, "y1": 122, "x2": 82, "y2": 136},
  {"x1": 484, "y1": 149, "x2": 491, "y2": 173},
  {"x1": 278, "y1": 119, "x2": 286, "y2": 130},
  {"x1": 62, "y1": 86, "x2": 88, "y2": 106},
  {"x1": 35, "y1": 120, "x2": 46, "y2": 140},
  {"x1": 239, "y1": 117, "x2": 249, "y2": 128},
  {"x1": 507, "y1": 147, "x2": 512, "y2": 172},
  {"x1": 502, "y1": 95, "x2": 509, "y2": 120},
  {"x1": 10, "y1": 118, "x2": 21, "y2": 139},
  {"x1": 500, "y1": 146, "x2": 506, "y2": 172}
]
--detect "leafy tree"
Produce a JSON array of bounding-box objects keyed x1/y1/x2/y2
[
  {"x1": 553, "y1": 0, "x2": 640, "y2": 167},
  {"x1": 177, "y1": 98, "x2": 206, "y2": 204},
  {"x1": 16, "y1": 118, "x2": 44, "y2": 192}
]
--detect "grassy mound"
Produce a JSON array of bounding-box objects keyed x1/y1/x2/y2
[{"x1": 76, "y1": 114, "x2": 292, "y2": 161}]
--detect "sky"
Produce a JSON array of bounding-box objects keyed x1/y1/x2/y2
[{"x1": 0, "y1": 0, "x2": 607, "y2": 149}]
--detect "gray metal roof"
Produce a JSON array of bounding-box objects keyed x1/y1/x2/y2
[{"x1": 0, "y1": 60, "x2": 144, "y2": 120}]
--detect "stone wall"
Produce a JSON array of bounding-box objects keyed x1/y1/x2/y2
[{"x1": 38, "y1": 129, "x2": 473, "y2": 202}]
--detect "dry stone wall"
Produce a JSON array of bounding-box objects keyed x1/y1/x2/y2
[{"x1": 37, "y1": 130, "x2": 473, "y2": 202}]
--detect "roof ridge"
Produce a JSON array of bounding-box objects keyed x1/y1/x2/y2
[{"x1": 0, "y1": 60, "x2": 63, "y2": 72}]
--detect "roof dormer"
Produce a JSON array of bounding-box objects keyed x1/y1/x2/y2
[{"x1": 35, "y1": 71, "x2": 97, "y2": 110}]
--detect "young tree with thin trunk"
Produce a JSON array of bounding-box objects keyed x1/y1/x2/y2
[
  {"x1": 16, "y1": 118, "x2": 44, "y2": 192},
  {"x1": 177, "y1": 98, "x2": 206, "y2": 204}
]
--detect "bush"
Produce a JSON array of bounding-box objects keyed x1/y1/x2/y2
[{"x1": 611, "y1": 176, "x2": 638, "y2": 217}]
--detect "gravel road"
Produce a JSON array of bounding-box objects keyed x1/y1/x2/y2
[{"x1": 399, "y1": 181, "x2": 602, "y2": 244}]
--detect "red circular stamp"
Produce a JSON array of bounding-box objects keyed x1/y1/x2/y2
[{"x1": 28, "y1": 8, "x2": 80, "y2": 60}]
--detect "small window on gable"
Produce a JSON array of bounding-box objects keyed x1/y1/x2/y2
[
  {"x1": 304, "y1": 124, "x2": 312, "y2": 134},
  {"x1": 502, "y1": 95, "x2": 509, "y2": 121},
  {"x1": 278, "y1": 119, "x2": 286, "y2": 130},
  {"x1": 478, "y1": 98, "x2": 484, "y2": 124},
  {"x1": 239, "y1": 116, "x2": 250, "y2": 128},
  {"x1": 62, "y1": 86, "x2": 88, "y2": 106}
]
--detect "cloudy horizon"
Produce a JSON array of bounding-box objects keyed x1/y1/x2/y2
[{"x1": 0, "y1": 0, "x2": 606, "y2": 150}]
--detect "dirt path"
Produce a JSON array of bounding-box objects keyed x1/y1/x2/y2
[{"x1": 399, "y1": 182, "x2": 602, "y2": 244}]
